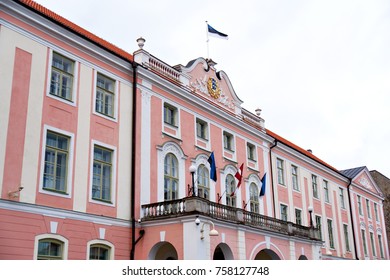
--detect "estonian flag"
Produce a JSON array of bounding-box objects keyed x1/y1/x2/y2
[
  {"x1": 207, "y1": 24, "x2": 228, "y2": 40},
  {"x1": 208, "y1": 152, "x2": 217, "y2": 182},
  {"x1": 260, "y1": 173, "x2": 266, "y2": 197}
]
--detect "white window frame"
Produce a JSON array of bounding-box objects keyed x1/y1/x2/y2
[
  {"x1": 366, "y1": 199, "x2": 371, "y2": 219},
  {"x1": 280, "y1": 204, "x2": 288, "y2": 221},
  {"x1": 87, "y1": 240, "x2": 115, "y2": 260},
  {"x1": 291, "y1": 165, "x2": 299, "y2": 191},
  {"x1": 39, "y1": 125, "x2": 74, "y2": 198},
  {"x1": 195, "y1": 118, "x2": 209, "y2": 141},
  {"x1": 89, "y1": 140, "x2": 117, "y2": 207},
  {"x1": 223, "y1": 131, "x2": 235, "y2": 152},
  {"x1": 93, "y1": 70, "x2": 118, "y2": 121},
  {"x1": 34, "y1": 234, "x2": 68, "y2": 260},
  {"x1": 46, "y1": 50, "x2": 78, "y2": 106},
  {"x1": 339, "y1": 187, "x2": 345, "y2": 209},
  {"x1": 312, "y1": 174, "x2": 319, "y2": 199},
  {"x1": 276, "y1": 158, "x2": 285, "y2": 185}
]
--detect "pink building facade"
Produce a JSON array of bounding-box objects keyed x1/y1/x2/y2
[{"x1": 0, "y1": 0, "x2": 388, "y2": 260}]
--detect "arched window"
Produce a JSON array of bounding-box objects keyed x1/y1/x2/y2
[
  {"x1": 164, "y1": 153, "x2": 178, "y2": 200},
  {"x1": 89, "y1": 244, "x2": 111, "y2": 260},
  {"x1": 197, "y1": 164, "x2": 210, "y2": 199},
  {"x1": 225, "y1": 174, "x2": 236, "y2": 207},
  {"x1": 37, "y1": 238, "x2": 64, "y2": 260},
  {"x1": 249, "y1": 183, "x2": 259, "y2": 213}
]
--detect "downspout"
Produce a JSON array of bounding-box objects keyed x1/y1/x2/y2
[
  {"x1": 269, "y1": 140, "x2": 278, "y2": 218},
  {"x1": 346, "y1": 178, "x2": 359, "y2": 260},
  {"x1": 130, "y1": 61, "x2": 138, "y2": 260}
]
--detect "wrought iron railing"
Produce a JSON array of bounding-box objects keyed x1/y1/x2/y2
[{"x1": 141, "y1": 197, "x2": 321, "y2": 241}]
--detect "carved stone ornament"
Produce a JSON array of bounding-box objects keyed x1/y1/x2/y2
[{"x1": 207, "y1": 77, "x2": 221, "y2": 99}]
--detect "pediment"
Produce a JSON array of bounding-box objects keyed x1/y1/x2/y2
[
  {"x1": 180, "y1": 58, "x2": 243, "y2": 113},
  {"x1": 352, "y1": 168, "x2": 383, "y2": 197}
]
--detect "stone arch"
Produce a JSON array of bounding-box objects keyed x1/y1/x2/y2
[
  {"x1": 212, "y1": 243, "x2": 234, "y2": 260},
  {"x1": 148, "y1": 241, "x2": 178, "y2": 260}
]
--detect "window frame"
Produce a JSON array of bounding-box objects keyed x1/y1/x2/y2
[
  {"x1": 95, "y1": 72, "x2": 116, "y2": 118},
  {"x1": 247, "y1": 142, "x2": 256, "y2": 161},
  {"x1": 291, "y1": 165, "x2": 299, "y2": 191},
  {"x1": 225, "y1": 174, "x2": 236, "y2": 207},
  {"x1": 280, "y1": 204, "x2": 288, "y2": 221},
  {"x1": 378, "y1": 234, "x2": 384, "y2": 259},
  {"x1": 92, "y1": 145, "x2": 114, "y2": 203},
  {"x1": 163, "y1": 103, "x2": 178, "y2": 127},
  {"x1": 370, "y1": 232, "x2": 376, "y2": 257},
  {"x1": 315, "y1": 215, "x2": 322, "y2": 241},
  {"x1": 48, "y1": 51, "x2": 77, "y2": 105},
  {"x1": 295, "y1": 208, "x2": 302, "y2": 225},
  {"x1": 343, "y1": 224, "x2": 350, "y2": 252},
  {"x1": 374, "y1": 203, "x2": 379, "y2": 222},
  {"x1": 362, "y1": 229, "x2": 368, "y2": 256},
  {"x1": 197, "y1": 164, "x2": 210, "y2": 199},
  {"x1": 366, "y1": 199, "x2": 371, "y2": 219},
  {"x1": 323, "y1": 180, "x2": 330, "y2": 203},
  {"x1": 164, "y1": 153, "x2": 179, "y2": 201},
  {"x1": 276, "y1": 158, "x2": 285, "y2": 185},
  {"x1": 223, "y1": 131, "x2": 234, "y2": 152},
  {"x1": 339, "y1": 187, "x2": 345, "y2": 209},
  {"x1": 34, "y1": 234, "x2": 68, "y2": 260},
  {"x1": 249, "y1": 183, "x2": 259, "y2": 213},
  {"x1": 196, "y1": 118, "x2": 208, "y2": 140},
  {"x1": 357, "y1": 195, "x2": 363, "y2": 216},
  {"x1": 327, "y1": 219, "x2": 335, "y2": 249},
  {"x1": 40, "y1": 126, "x2": 74, "y2": 198},
  {"x1": 312, "y1": 174, "x2": 319, "y2": 199}
]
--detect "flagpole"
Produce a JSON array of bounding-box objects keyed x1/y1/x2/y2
[{"x1": 206, "y1": 20, "x2": 209, "y2": 59}]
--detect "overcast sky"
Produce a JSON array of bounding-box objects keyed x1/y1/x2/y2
[{"x1": 33, "y1": 0, "x2": 390, "y2": 178}]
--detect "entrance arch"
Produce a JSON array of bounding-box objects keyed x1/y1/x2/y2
[
  {"x1": 148, "y1": 242, "x2": 178, "y2": 260},
  {"x1": 213, "y1": 243, "x2": 234, "y2": 260},
  {"x1": 298, "y1": 255, "x2": 308, "y2": 260},
  {"x1": 254, "y1": 249, "x2": 281, "y2": 260}
]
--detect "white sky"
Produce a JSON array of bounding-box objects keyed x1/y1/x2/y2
[{"x1": 33, "y1": 0, "x2": 390, "y2": 178}]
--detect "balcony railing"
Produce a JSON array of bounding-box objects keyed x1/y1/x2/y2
[{"x1": 141, "y1": 196, "x2": 321, "y2": 241}]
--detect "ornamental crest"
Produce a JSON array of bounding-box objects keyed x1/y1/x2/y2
[{"x1": 207, "y1": 77, "x2": 221, "y2": 99}]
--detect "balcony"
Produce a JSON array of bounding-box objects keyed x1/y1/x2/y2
[{"x1": 141, "y1": 196, "x2": 321, "y2": 241}]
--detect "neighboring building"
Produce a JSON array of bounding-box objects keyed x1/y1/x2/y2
[
  {"x1": 370, "y1": 170, "x2": 390, "y2": 254},
  {"x1": 0, "y1": 0, "x2": 388, "y2": 260}
]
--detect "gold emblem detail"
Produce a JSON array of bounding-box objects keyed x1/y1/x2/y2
[{"x1": 207, "y1": 77, "x2": 221, "y2": 99}]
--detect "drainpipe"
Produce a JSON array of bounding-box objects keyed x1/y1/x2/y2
[
  {"x1": 130, "y1": 61, "x2": 138, "y2": 260},
  {"x1": 346, "y1": 178, "x2": 359, "y2": 260},
  {"x1": 269, "y1": 140, "x2": 278, "y2": 218}
]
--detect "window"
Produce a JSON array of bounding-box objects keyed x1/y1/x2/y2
[
  {"x1": 291, "y1": 165, "x2": 299, "y2": 191},
  {"x1": 223, "y1": 131, "x2": 234, "y2": 151},
  {"x1": 164, "y1": 103, "x2": 178, "y2": 127},
  {"x1": 343, "y1": 224, "x2": 350, "y2": 252},
  {"x1": 164, "y1": 153, "x2": 178, "y2": 201},
  {"x1": 374, "y1": 203, "x2": 379, "y2": 222},
  {"x1": 197, "y1": 164, "x2": 210, "y2": 199},
  {"x1": 92, "y1": 146, "x2": 113, "y2": 202},
  {"x1": 37, "y1": 239, "x2": 63, "y2": 260},
  {"x1": 89, "y1": 244, "x2": 110, "y2": 260},
  {"x1": 339, "y1": 187, "x2": 345, "y2": 209},
  {"x1": 43, "y1": 131, "x2": 70, "y2": 193},
  {"x1": 370, "y1": 232, "x2": 376, "y2": 257},
  {"x1": 366, "y1": 199, "x2": 371, "y2": 219},
  {"x1": 280, "y1": 204, "x2": 288, "y2": 221},
  {"x1": 247, "y1": 143, "x2": 256, "y2": 161},
  {"x1": 295, "y1": 208, "x2": 302, "y2": 225},
  {"x1": 249, "y1": 183, "x2": 259, "y2": 213},
  {"x1": 225, "y1": 174, "x2": 236, "y2": 207},
  {"x1": 323, "y1": 180, "x2": 329, "y2": 203},
  {"x1": 276, "y1": 158, "x2": 285, "y2": 185},
  {"x1": 358, "y1": 195, "x2": 363, "y2": 215},
  {"x1": 312, "y1": 175, "x2": 318, "y2": 199},
  {"x1": 378, "y1": 234, "x2": 384, "y2": 259},
  {"x1": 327, "y1": 219, "x2": 334, "y2": 249},
  {"x1": 362, "y1": 229, "x2": 368, "y2": 256},
  {"x1": 196, "y1": 118, "x2": 208, "y2": 140},
  {"x1": 96, "y1": 73, "x2": 115, "y2": 117},
  {"x1": 315, "y1": 215, "x2": 322, "y2": 240},
  {"x1": 50, "y1": 52, "x2": 74, "y2": 101}
]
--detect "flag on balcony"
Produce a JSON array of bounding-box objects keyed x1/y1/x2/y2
[
  {"x1": 208, "y1": 152, "x2": 217, "y2": 182},
  {"x1": 231, "y1": 163, "x2": 244, "y2": 197},
  {"x1": 207, "y1": 23, "x2": 229, "y2": 40},
  {"x1": 260, "y1": 173, "x2": 267, "y2": 197}
]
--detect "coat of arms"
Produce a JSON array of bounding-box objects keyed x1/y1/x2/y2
[{"x1": 207, "y1": 77, "x2": 221, "y2": 99}]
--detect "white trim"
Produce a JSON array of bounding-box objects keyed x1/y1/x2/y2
[
  {"x1": 194, "y1": 154, "x2": 214, "y2": 202},
  {"x1": 89, "y1": 140, "x2": 117, "y2": 207},
  {"x1": 39, "y1": 125, "x2": 74, "y2": 198}
]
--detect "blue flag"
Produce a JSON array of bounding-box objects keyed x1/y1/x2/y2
[
  {"x1": 260, "y1": 173, "x2": 266, "y2": 197},
  {"x1": 207, "y1": 24, "x2": 228, "y2": 40},
  {"x1": 208, "y1": 152, "x2": 217, "y2": 182}
]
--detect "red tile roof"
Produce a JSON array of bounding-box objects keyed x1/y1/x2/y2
[
  {"x1": 16, "y1": 0, "x2": 133, "y2": 62},
  {"x1": 266, "y1": 129, "x2": 339, "y2": 173}
]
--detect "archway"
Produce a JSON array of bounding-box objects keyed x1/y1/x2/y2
[
  {"x1": 213, "y1": 243, "x2": 234, "y2": 260},
  {"x1": 298, "y1": 255, "x2": 308, "y2": 260},
  {"x1": 254, "y1": 249, "x2": 281, "y2": 260},
  {"x1": 148, "y1": 242, "x2": 178, "y2": 260}
]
